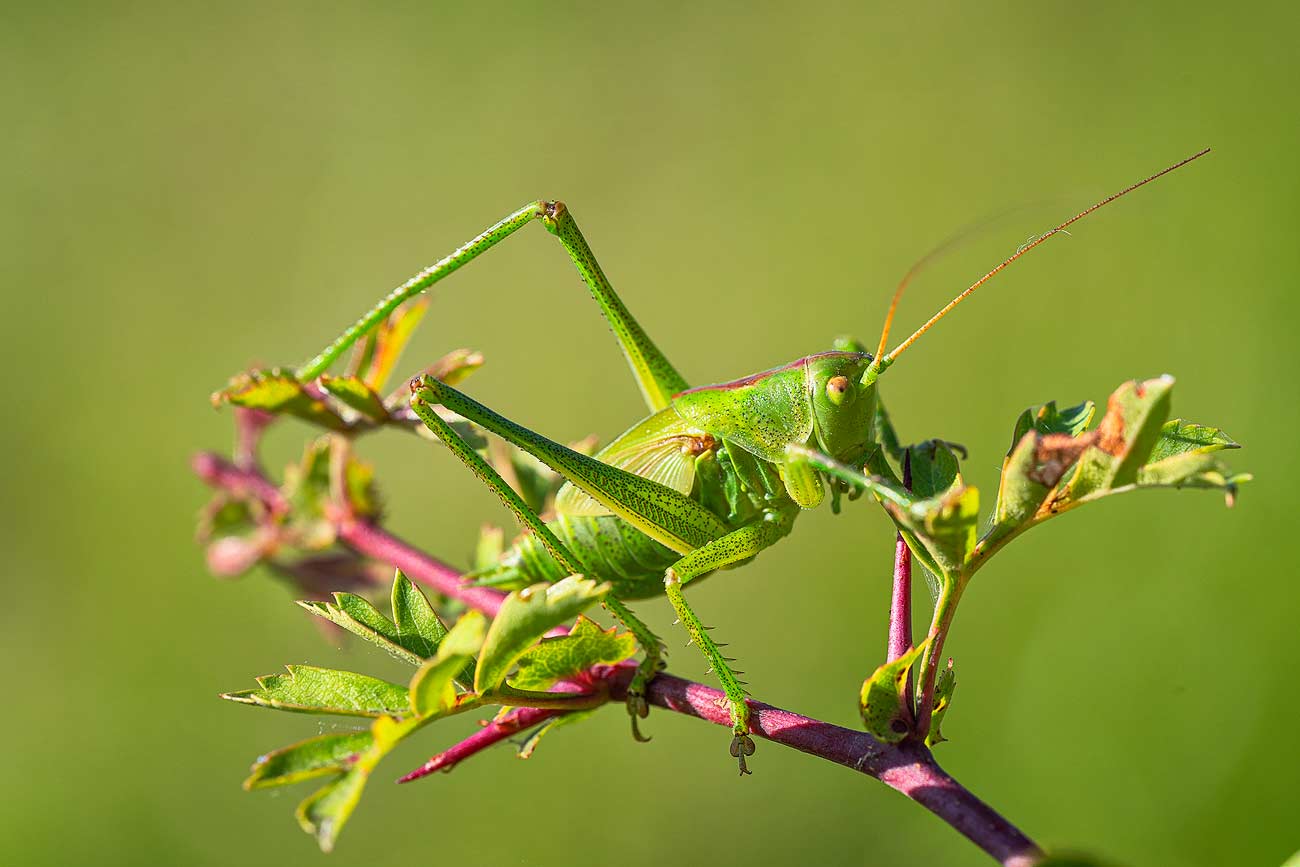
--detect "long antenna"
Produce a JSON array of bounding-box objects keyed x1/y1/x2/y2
[
  {"x1": 873, "y1": 229, "x2": 968, "y2": 362},
  {"x1": 880, "y1": 148, "x2": 1210, "y2": 366}
]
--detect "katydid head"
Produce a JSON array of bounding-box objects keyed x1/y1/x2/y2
[{"x1": 806, "y1": 350, "x2": 879, "y2": 467}]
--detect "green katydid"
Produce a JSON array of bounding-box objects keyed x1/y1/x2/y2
[{"x1": 288, "y1": 149, "x2": 1209, "y2": 774}]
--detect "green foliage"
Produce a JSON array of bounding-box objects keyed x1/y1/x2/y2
[
  {"x1": 222, "y1": 665, "x2": 411, "y2": 717},
  {"x1": 280, "y1": 436, "x2": 381, "y2": 546},
  {"x1": 889, "y1": 485, "x2": 980, "y2": 582},
  {"x1": 298, "y1": 571, "x2": 447, "y2": 666},
  {"x1": 320, "y1": 375, "x2": 389, "y2": 422},
  {"x1": 1010, "y1": 399, "x2": 1096, "y2": 447},
  {"x1": 409, "y1": 611, "x2": 485, "y2": 716},
  {"x1": 980, "y1": 376, "x2": 1248, "y2": 559},
  {"x1": 1145, "y1": 418, "x2": 1238, "y2": 463},
  {"x1": 223, "y1": 566, "x2": 616, "y2": 850},
  {"x1": 296, "y1": 714, "x2": 419, "y2": 852},
  {"x1": 244, "y1": 731, "x2": 374, "y2": 790},
  {"x1": 908, "y1": 440, "x2": 962, "y2": 499},
  {"x1": 213, "y1": 369, "x2": 348, "y2": 431},
  {"x1": 510, "y1": 615, "x2": 637, "y2": 691},
  {"x1": 860, "y1": 640, "x2": 929, "y2": 742},
  {"x1": 927, "y1": 659, "x2": 956, "y2": 747},
  {"x1": 475, "y1": 576, "x2": 610, "y2": 692}
]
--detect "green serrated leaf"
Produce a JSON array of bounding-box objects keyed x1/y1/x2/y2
[
  {"x1": 215, "y1": 370, "x2": 348, "y2": 431},
  {"x1": 1146, "y1": 418, "x2": 1239, "y2": 463},
  {"x1": 222, "y1": 665, "x2": 410, "y2": 717},
  {"x1": 296, "y1": 764, "x2": 368, "y2": 852},
  {"x1": 908, "y1": 440, "x2": 961, "y2": 499},
  {"x1": 295, "y1": 714, "x2": 417, "y2": 852},
  {"x1": 299, "y1": 596, "x2": 417, "y2": 662},
  {"x1": 320, "y1": 375, "x2": 389, "y2": 422},
  {"x1": 298, "y1": 576, "x2": 445, "y2": 668},
  {"x1": 409, "y1": 611, "x2": 486, "y2": 716},
  {"x1": 475, "y1": 576, "x2": 610, "y2": 693},
  {"x1": 860, "y1": 640, "x2": 929, "y2": 743},
  {"x1": 926, "y1": 659, "x2": 956, "y2": 747},
  {"x1": 244, "y1": 731, "x2": 373, "y2": 790},
  {"x1": 509, "y1": 615, "x2": 637, "y2": 691},
  {"x1": 391, "y1": 571, "x2": 447, "y2": 659}
]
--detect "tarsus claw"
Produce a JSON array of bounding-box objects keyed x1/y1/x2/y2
[
  {"x1": 730, "y1": 733, "x2": 756, "y2": 776},
  {"x1": 627, "y1": 693, "x2": 652, "y2": 743}
]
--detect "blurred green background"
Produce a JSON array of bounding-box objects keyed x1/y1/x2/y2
[{"x1": 4, "y1": 3, "x2": 1297, "y2": 865}]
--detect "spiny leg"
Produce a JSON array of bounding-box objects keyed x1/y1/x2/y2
[
  {"x1": 409, "y1": 390, "x2": 663, "y2": 734},
  {"x1": 662, "y1": 513, "x2": 795, "y2": 775},
  {"x1": 298, "y1": 201, "x2": 687, "y2": 412}
]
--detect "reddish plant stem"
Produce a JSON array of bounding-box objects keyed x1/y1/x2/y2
[
  {"x1": 192, "y1": 452, "x2": 509, "y2": 615},
  {"x1": 335, "y1": 515, "x2": 510, "y2": 618},
  {"x1": 887, "y1": 450, "x2": 914, "y2": 717},
  {"x1": 611, "y1": 668, "x2": 1041, "y2": 867},
  {"x1": 232, "y1": 407, "x2": 274, "y2": 470},
  {"x1": 192, "y1": 452, "x2": 288, "y2": 517},
  {"x1": 193, "y1": 450, "x2": 1043, "y2": 866},
  {"x1": 398, "y1": 706, "x2": 565, "y2": 782}
]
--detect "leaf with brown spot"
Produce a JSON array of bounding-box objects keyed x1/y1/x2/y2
[
  {"x1": 1030, "y1": 431, "x2": 1099, "y2": 487},
  {"x1": 979, "y1": 377, "x2": 1249, "y2": 563},
  {"x1": 1058, "y1": 377, "x2": 1173, "y2": 502}
]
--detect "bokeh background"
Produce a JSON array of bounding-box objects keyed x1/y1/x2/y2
[{"x1": 4, "y1": 3, "x2": 1297, "y2": 865}]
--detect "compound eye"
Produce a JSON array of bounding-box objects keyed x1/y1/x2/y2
[{"x1": 825, "y1": 375, "x2": 850, "y2": 406}]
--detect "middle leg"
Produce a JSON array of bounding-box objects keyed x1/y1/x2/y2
[{"x1": 661, "y1": 511, "x2": 796, "y2": 775}]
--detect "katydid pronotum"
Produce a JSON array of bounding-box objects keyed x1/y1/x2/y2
[{"x1": 284, "y1": 149, "x2": 1208, "y2": 774}]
